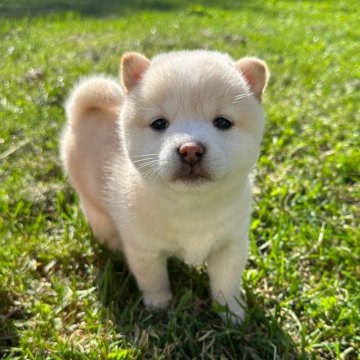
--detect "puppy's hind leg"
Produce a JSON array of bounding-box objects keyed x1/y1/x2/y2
[{"x1": 81, "y1": 197, "x2": 120, "y2": 250}]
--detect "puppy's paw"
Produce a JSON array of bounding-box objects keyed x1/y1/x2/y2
[
  {"x1": 221, "y1": 307, "x2": 245, "y2": 325},
  {"x1": 143, "y1": 290, "x2": 172, "y2": 310},
  {"x1": 212, "y1": 300, "x2": 246, "y2": 325}
]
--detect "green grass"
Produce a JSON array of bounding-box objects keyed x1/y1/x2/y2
[{"x1": 0, "y1": 0, "x2": 359, "y2": 358}]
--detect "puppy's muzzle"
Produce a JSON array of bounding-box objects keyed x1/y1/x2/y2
[{"x1": 178, "y1": 142, "x2": 206, "y2": 165}]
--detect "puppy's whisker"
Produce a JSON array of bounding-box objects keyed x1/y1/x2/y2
[
  {"x1": 141, "y1": 162, "x2": 161, "y2": 180},
  {"x1": 135, "y1": 159, "x2": 160, "y2": 164},
  {"x1": 132, "y1": 158, "x2": 158, "y2": 164},
  {"x1": 136, "y1": 159, "x2": 160, "y2": 168},
  {"x1": 132, "y1": 153, "x2": 158, "y2": 158},
  {"x1": 233, "y1": 92, "x2": 254, "y2": 103},
  {"x1": 149, "y1": 168, "x2": 161, "y2": 181},
  {"x1": 157, "y1": 166, "x2": 167, "y2": 180},
  {"x1": 142, "y1": 167, "x2": 157, "y2": 180},
  {"x1": 137, "y1": 160, "x2": 160, "y2": 170}
]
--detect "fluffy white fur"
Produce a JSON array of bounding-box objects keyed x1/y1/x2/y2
[{"x1": 61, "y1": 50, "x2": 269, "y2": 323}]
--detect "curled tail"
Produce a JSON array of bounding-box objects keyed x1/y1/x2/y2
[
  {"x1": 65, "y1": 75, "x2": 123, "y2": 125},
  {"x1": 61, "y1": 76, "x2": 122, "y2": 248}
]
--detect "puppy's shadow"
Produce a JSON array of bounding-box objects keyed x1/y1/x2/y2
[{"x1": 96, "y1": 246, "x2": 302, "y2": 359}]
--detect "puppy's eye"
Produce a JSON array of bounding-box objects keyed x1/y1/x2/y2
[
  {"x1": 150, "y1": 118, "x2": 169, "y2": 131},
  {"x1": 213, "y1": 117, "x2": 233, "y2": 130}
]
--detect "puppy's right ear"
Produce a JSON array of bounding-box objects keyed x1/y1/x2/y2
[
  {"x1": 120, "y1": 52, "x2": 151, "y2": 93},
  {"x1": 235, "y1": 57, "x2": 269, "y2": 101}
]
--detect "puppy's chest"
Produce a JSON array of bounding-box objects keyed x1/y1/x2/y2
[
  {"x1": 167, "y1": 212, "x2": 226, "y2": 263},
  {"x1": 140, "y1": 196, "x2": 241, "y2": 264}
]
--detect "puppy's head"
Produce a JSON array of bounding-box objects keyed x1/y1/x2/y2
[{"x1": 119, "y1": 50, "x2": 269, "y2": 189}]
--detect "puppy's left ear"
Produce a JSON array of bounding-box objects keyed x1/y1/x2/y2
[
  {"x1": 120, "y1": 52, "x2": 151, "y2": 93},
  {"x1": 235, "y1": 57, "x2": 270, "y2": 101}
]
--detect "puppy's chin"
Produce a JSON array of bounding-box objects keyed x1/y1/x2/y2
[{"x1": 171, "y1": 163, "x2": 212, "y2": 187}]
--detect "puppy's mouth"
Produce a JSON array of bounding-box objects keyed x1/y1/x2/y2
[{"x1": 173, "y1": 164, "x2": 211, "y2": 185}]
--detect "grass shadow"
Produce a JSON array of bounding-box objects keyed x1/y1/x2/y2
[
  {"x1": 0, "y1": 0, "x2": 177, "y2": 18},
  {"x1": 96, "y1": 249, "x2": 302, "y2": 359},
  {"x1": 0, "y1": 0, "x2": 271, "y2": 19}
]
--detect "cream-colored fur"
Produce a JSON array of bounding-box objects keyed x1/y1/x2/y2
[{"x1": 61, "y1": 50, "x2": 269, "y2": 323}]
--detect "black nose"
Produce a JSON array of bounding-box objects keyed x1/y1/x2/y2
[{"x1": 178, "y1": 142, "x2": 205, "y2": 165}]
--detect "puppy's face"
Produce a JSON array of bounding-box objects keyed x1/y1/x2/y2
[{"x1": 119, "y1": 51, "x2": 269, "y2": 188}]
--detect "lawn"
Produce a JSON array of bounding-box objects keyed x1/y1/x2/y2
[{"x1": 0, "y1": 0, "x2": 359, "y2": 359}]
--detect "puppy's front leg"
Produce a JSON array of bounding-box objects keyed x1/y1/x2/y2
[
  {"x1": 207, "y1": 240, "x2": 248, "y2": 324},
  {"x1": 125, "y1": 246, "x2": 172, "y2": 309}
]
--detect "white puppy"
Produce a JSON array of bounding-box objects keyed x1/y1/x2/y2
[{"x1": 61, "y1": 50, "x2": 269, "y2": 323}]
